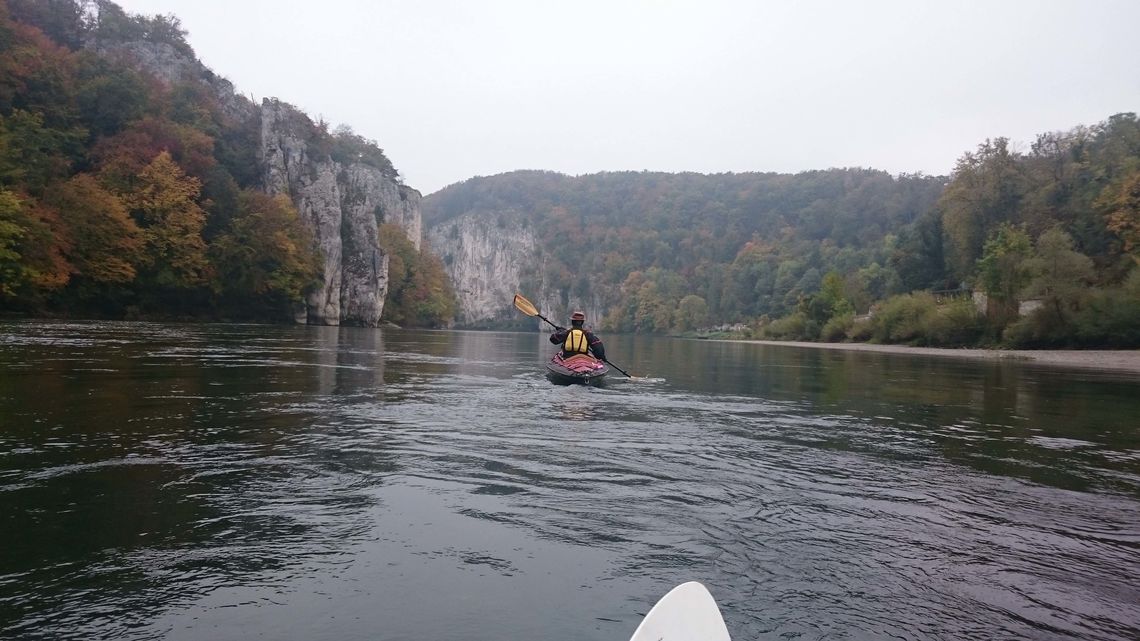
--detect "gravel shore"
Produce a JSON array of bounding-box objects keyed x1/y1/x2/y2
[{"x1": 721, "y1": 339, "x2": 1140, "y2": 376}]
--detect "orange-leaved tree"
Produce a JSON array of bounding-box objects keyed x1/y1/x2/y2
[
  {"x1": 44, "y1": 173, "x2": 141, "y2": 287},
  {"x1": 0, "y1": 187, "x2": 70, "y2": 298},
  {"x1": 120, "y1": 151, "x2": 209, "y2": 291}
]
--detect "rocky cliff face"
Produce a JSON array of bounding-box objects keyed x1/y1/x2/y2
[
  {"x1": 97, "y1": 40, "x2": 422, "y2": 327},
  {"x1": 97, "y1": 40, "x2": 258, "y2": 122},
  {"x1": 261, "y1": 99, "x2": 422, "y2": 326},
  {"x1": 427, "y1": 211, "x2": 538, "y2": 325},
  {"x1": 426, "y1": 212, "x2": 606, "y2": 327}
]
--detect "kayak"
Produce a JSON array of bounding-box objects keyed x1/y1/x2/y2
[
  {"x1": 628, "y1": 581, "x2": 730, "y2": 641},
  {"x1": 545, "y1": 353, "x2": 609, "y2": 385}
]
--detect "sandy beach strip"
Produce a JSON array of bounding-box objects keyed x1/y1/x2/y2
[{"x1": 719, "y1": 339, "x2": 1140, "y2": 376}]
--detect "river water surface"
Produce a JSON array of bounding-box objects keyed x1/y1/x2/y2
[{"x1": 1, "y1": 321, "x2": 1138, "y2": 641}]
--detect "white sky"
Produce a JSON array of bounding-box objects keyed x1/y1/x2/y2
[{"x1": 112, "y1": 0, "x2": 1140, "y2": 196}]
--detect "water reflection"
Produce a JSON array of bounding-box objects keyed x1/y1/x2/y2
[
  {"x1": 600, "y1": 336, "x2": 1139, "y2": 496},
  {"x1": 1, "y1": 322, "x2": 1137, "y2": 641},
  {"x1": 0, "y1": 322, "x2": 402, "y2": 639}
]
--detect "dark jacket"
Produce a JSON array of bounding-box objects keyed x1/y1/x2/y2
[{"x1": 549, "y1": 324, "x2": 606, "y2": 360}]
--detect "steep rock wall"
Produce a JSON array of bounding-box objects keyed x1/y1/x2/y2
[
  {"x1": 426, "y1": 212, "x2": 605, "y2": 327},
  {"x1": 261, "y1": 99, "x2": 422, "y2": 326},
  {"x1": 427, "y1": 211, "x2": 538, "y2": 325},
  {"x1": 342, "y1": 165, "x2": 422, "y2": 250},
  {"x1": 97, "y1": 40, "x2": 258, "y2": 122}
]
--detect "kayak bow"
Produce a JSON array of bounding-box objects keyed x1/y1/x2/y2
[{"x1": 628, "y1": 581, "x2": 730, "y2": 641}]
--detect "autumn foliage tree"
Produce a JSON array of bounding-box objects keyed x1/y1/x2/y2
[
  {"x1": 378, "y1": 223, "x2": 455, "y2": 327},
  {"x1": 44, "y1": 173, "x2": 140, "y2": 286},
  {"x1": 0, "y1": 1, "x2": 422, "y2": 323},
  {"x1": 0, "y1": 187, "x2": 69, "y2": 298},
  {"x1": 119, "y1": 151, "x2": 208, "y2": 292},
  {"x1": 209, "y1": 190, "x2": 319, "y2": 317},
  {"x1": 1102, "y1": 169, "x2": 1140, "y2": 264}
]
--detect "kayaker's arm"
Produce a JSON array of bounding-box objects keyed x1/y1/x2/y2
[{"x1": 586, "y1": 331, "x2": 606, "y2": 360}]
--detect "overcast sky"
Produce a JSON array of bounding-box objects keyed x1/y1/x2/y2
[{"x1": 112, "y1": 0, "x2": 1140, "y2": 195}]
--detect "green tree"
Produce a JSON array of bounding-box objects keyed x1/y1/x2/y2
[
  {"x1": 1100, "y1": 169, "x2": 1140, "y2": 264},
  {"x1": 330, "y1": 125, "x2": 398, "y2": 178},
  {"x1": 819, "y1": 270, "x2": 854, "y2": 318},
  {"x1": 1021, "y1": 227, "x2": 1094, "y2": 329},
  {"x1": 976, "y1": 223, "x2": 1032, "y2": 329},
  {"x1": 675, "y1": 294, "x2": 708, "y2": 332},
  {"x1": 0, "y1": 109, "x2": 84, "y2": 194},
  {"x1": 0, "y1": 191, "x2": 27, "y2": 296},
  {"x1": 635, "y1": 281, "x2": 672, "y2": 333},
  {"x1": 88, "y1": 1, "x2": 195, "y2": 58},
  {"x1": 75, "y1": 58, "x2": 152, "y2": 138},
  {"x1": 891, "y1": 210, "x2": 948, "y2": 291},
  {"x1": 403, "y1": 249, "x2": 456, "y2": 327},
  {"x1": 1072, "y1": 269, "x2": 1140, "y2": 347},
  {"x1": 940, "y1": 138, "x2": 1027, "y2": 281}
]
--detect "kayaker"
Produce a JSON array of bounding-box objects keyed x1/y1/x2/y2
[{"x1": 550, "y1": 311, "x2": 606, "y2": 361}]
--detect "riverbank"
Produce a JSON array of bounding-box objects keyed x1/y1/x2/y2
[{"x1": 720, "y1": 339, "x2": 1140, "y2": 375}]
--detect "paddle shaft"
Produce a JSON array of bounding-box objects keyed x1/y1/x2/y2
[
  {"x1": 534, "y1": 312, "x2": 559, "y2": 331},
  {"x1": 602, "y1": 357, "x2": 631, "y2": 377}
]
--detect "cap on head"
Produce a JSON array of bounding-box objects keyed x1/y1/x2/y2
[{"x1": 571, "y1": 311, "x2": 586, "y2": 322}]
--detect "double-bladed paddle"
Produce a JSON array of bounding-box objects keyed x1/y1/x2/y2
[{"x1": 512, "y1": 293, "x2": 636, "y2": 378}]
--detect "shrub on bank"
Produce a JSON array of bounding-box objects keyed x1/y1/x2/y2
[
  {"x1": 762, "y1": 311, "x2": 812, "y2": 341},
  {"x1": 820, "y1": 313, "x2": 853, "y2": 342},
  {"x1": 870, "y1": 292, "x2": 937, "y2": 344},
  {"x1": 869, "y1": 292, "x2": 984, "y2": 346},
  {"x1": 1074, "y1": 269, "x2": 1140, "y2": 347},
  {"x1": 1005, "y1": 268, "x2": 1140, "y2": 348},
  {"x1": 1004, "y1": 306, "x2": 1070, "y2": 347},
  {"x1": 925, "y1": 297, "x2": 985, "y2": 346},
  {"x1": 847, "y1": 316, "x2": 874, "y2": 342}
]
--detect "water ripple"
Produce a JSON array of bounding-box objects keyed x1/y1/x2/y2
[{"x1": 1, "y1": 322, "x2": 1137, "y2": 641}]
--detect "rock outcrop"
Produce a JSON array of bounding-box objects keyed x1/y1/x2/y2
[
  {"x1": 95, "y1": 40, "x2": 258, "y2": 122},
  {"x1": 261, "y1": 99, "x2": 422, "y2": 326},
  {"x1": 427, "y1": 211, "x2": 539, "y2": 325},
  {"x1": 426, "y1": 211, "x2": 605, "y2": 327},
  {"x1": 94, "y1": 39, "x2": 422, "y2": 327}
]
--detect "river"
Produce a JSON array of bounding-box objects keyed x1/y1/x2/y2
[{"x1": 1, "y1": 321, "x2": 1137, "y2": 641}]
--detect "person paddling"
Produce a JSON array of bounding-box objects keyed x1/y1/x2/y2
[{"x1": 550, "y1": 311, "x2": 606, "y2": 361}]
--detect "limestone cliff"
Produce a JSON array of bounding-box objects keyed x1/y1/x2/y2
[
  {"x1": 426, "y1": 212, "x2": 606, "y2": 328},
  {"x1": 95, "y1": 40, "x2": 257, "y2": 122},
  {"x1": 426, "y1": 211, "x2": 538, "y2": 325},
  {"x1": 95, "y1": 40, "x2": 422, "y2": 327},
  {"x1": 261, "y1": 99, "x2": 422, "y2": 326}
]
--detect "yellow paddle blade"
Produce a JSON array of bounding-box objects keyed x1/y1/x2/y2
[{"x1": 513, "y1": 293, "x2": 539, "y2": 317}]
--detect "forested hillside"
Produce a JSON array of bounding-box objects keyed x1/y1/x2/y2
[
  {"x1": 428, "y1": 169, "x2": 945, "y2": 327},
  {"x1": 0, "y1": 0, "x2": 455, "y2": 326},
  {"x1": 4, "y1": 0, "x2": 1135, "y2": 344},
  {"x1": 426, "y1": 115, "x2": 1140, "y2": 347}
]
